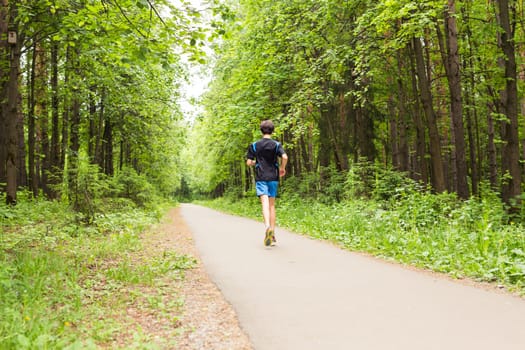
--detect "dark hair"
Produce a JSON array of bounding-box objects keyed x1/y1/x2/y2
[{"x1": 260, "y1": 120, "x2": 275, "y2": 135}]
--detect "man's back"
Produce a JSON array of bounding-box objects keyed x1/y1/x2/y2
[{"x1": 248, "y1": 138, "x2": 284, "y2": 181}]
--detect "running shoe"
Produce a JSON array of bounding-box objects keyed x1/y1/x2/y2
[
  {"x1": 264, "y1": 227, "x2": 272, "y2": 247},
  {"x1": 270, "y1": 231, "x2": 276, "y2": 246}
]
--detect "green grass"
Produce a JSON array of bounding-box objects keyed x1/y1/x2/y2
[
  {"x1": 201, "y1": 192, "x2": 525, "y2": 294},
  {"x1": 0, "y1": 194, "x2": 194, "y2": 349}
]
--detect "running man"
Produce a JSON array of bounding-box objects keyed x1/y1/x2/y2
[{"x1": 246, "y1": 120, "x2": 288, "y2": 246}]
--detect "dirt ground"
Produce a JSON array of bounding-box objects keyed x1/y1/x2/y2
[
  {"x1": 113, "y1": 207, "x2": 253, "y2": 349},
  {"x1": 164, "y1": 207, "x2": 253, "y2": 349}
]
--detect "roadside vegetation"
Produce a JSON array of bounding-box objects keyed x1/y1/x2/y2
[
  {"x1": 202, "y1": 165, "x2": 525, "y2": 295},
  {"x1": 0, "y1": 189, "x2": 195, "y2": 349},
  {"x1": 0, "y1": 1, "x2": 213, "y2": 347}
]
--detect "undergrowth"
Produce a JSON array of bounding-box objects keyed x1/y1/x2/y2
[{"x1": 0, "y1": 192, "x2": 193, "y2": 349}]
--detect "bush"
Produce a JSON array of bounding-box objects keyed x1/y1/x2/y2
[
  {"x1": 66, "y1": 163, "x2": 161, "y2": 222},
  {"x1": 113, "y1": 167, "x2": 159, "y2": 207},
  {"x1": 344, "y1": 159, "x2": 421, "y2": 204},
  {"x1": 281, "y1": 167, "x2": 346, "y2": 204}
]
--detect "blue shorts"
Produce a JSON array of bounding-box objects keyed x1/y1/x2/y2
[{"x1": 256, "y1": 181, "x2": 279, "y2": 198}]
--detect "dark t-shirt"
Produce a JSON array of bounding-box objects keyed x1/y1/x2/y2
[{"x1": 246, "y1": 138, "x2": 286, "y2": 181}]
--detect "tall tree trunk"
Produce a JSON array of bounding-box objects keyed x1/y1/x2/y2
[
  {"x1": 462, "y1": 2, "x2": 480, "y2": 195},
  {"x1": 60, "y1": 46, "x2": 71, "y2": 171},
  {"x1": 496, "y1": 0, "x2": 521, "y2": 205},
  {"x1": 325, "y1": 103, "x2": 348, "y2": 171},
  {"x1": 441, "y1": 1, "x2": 469, "y2": 199},
  {"x1": 487, "y1": 104, "x2": 499, "y2": 188},
  {"x1": 88, "y1": 86, "x2": 96, "y2": 163},
  {"x1": 356, "y1": 107, "x2": 375, "y2": 162},
  {"x1": 408, "y1": 46, "x2": 428, "y2": 183},
  {"x1": 396, "y1": 51, "x2": 410, "y2": 172},
  {"x1": 0, "y1": 0, "x2": 7, "y2": 187},
  {"x1": 464, "y1": 84, "x2": 478, "y2": 196},
  {"x1": 35, "y1": 43, "x2": 50, "y2": 197},
  {"x1": 5, "y1": 1, "x2": 21, "y2": 204},
  {"x1": 94, "y1": 89, "x2": 105, "y2": 169},
  {"x1": 68, "y1": 96, "x2": 80, "y2": 208},
  {"x1": 0, "y1": 111, "x2": 5, "y2": 187},
  {"x1": 5, "y1": 50, "x2": 18, "y2": 204},
  {"x1": 67, "y1": 48, "x2": 81, "y2": 208},
  {"x1": 49, "y1": 42, "x2": 60, "y2": 199},
  {"x1": 16, "y1": 89, "x2": 26, "y2": 187},
  {"x1": 412, "y1": 36, "x2": 446, "y2": 193},
  {"x1": 119, "y1": 140, "x2": 125, "y2": 171},
  {"x1": 338, "y1": 90, "x2": 352, "y2": 169},
  {"x1": 388, "y1": 95, "x2": 399, "y2": 169},
  {"x1": 103, "y1": 118, "x2": 113, "y2": 176},
  {"x1": 318, "y1": 105, "x2": 331, "y2": 169},
  {"x1": 27, "y1": 42, "x2": 37, "y2": 196}
]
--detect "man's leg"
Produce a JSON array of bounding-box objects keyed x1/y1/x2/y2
[
  {"x1": 260, "y1": 194, "x2": 271, "y2": 228},
  {"x1": 260, "y1": 194, "x2": 273, "y2": 246},
  {"x1": 269, "y1": 197, "x2": 276, "y2": 230}
]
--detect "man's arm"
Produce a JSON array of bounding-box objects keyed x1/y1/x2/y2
[
  {"x1": 279, "y1": 153, "x2": 288, "y2": 177},
  {"x1": 246, "y1": 143, "x2": 256, "y2": 166}
]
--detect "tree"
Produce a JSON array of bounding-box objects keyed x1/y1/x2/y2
[
  {"x1": 496, "y1": 0, "x2": 521, "y2": 205},
  {"x1": 193, "y1": 0, "x2": 525, "y2": 207},
  {"x1": 2, "y1": 0, "x2": 22, "y2": 204},
  {"x1": 441, "y1": 0, "x2": 469, "y2": 199},
  {"x1": 0, "y1": 0, "x2": 213, "y2": 207}
]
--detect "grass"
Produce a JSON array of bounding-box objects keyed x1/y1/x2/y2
[
  {"x1": 0, "y1": 193, "x2": 195, "y2": 349},
  {"x1": 201, "y1": 191, "x2": 525, "y2": 294}
]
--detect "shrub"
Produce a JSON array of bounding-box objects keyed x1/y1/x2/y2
[
  {"x1": 344, "y1": 159, "x2": 421, "y2": 204},
  {"x1": 281, "y1": 167, "x2": 346, "y2": 204},
  {"x1": 113, "y1": 167, "x2": 159, "y2": 207}
]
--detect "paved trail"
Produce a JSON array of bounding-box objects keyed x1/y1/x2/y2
[{"x1": 180, "y1": 204, "x2": 525, "y2": 350}]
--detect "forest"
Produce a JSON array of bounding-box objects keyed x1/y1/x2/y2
[
  {"x1": 188, "y1": 0, "x2": 525, "y2": 210},
  {"x1": 2, "y1": 0, "x2": 525, "y2": 211},
  {"x1": 2, "y1": 0, "x2": 525, "y2": 348},
  {"x1": 0, "y1": 0, "x2": 225, "y2": 215}
]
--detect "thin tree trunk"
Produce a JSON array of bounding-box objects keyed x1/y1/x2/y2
[
  {"x1": 496, "y1": 0, "x2": 521, "y2": 205},
  {"x1": 396, "y1": 51, "x2": 409, "y2": 172},
  {"x1": 318, "y1": 105, "x2": 331, "y2": 169},
  {"x1": 96, "y1": 89, "x2": 105, "y2": 168},
  {"x1": 408, "y1": 44, "x2": 428, "y2": 183},
  {"x1": 119, "y1": 140, "x2": 124, "y2": 171},
  {"x1": 68, "y1": 48, "x2": 81, "y2": 208},
  {"x1": 357, "y1": 107, "x2": 375, "y2": 162},
  {"x1": 0, "y1": 0, "x2": 8, "y2": 187},
  {"x1": 35, "y1": 43, "x2": 50, "y2": 197},
  {"x1": 103, "y1": 118, "x2": 113, "y2": 176},
  {"x1": 60, "y1": 46, "x2": 71, "y2": 170},
  {"x1": 462, "y1": 2, "x2": 479, "y2": 195},
  {"x1": 465, "y1": 83, "x2": 478, "y2": 196},
  {"x1": 325, "y1": 103, "x2": 348, "y2": 171},
  {"x1": 27, "y1": 42, "x2": 37, "y2": 196},
  {"x1": 412, "y1": 36, "x2": 446, "y2": 192},
  {"x1": 442, "y1": 1, "x2": 469, "y2": 199},
  {"x1": 68, "y1": 95, "x2": 80, "y2": 208},
  {"x1": 388, "y1": 95, "x2": 399, "y2": 169},
  {"x1": 16, "y1": 89, "x2": 26, "y2": 187},
  {"x1": 487, "y1": 105, "x2": 498, "y2": 188},
  {"x1": 49, "y1": 42, "x2": 60, "y2": 199},
  {"x1": 88, "y1": 86, "x2": 96, "y2": 163},
  {"x1": 5, "y1": 0, "x2": 21, "y2": 204}
]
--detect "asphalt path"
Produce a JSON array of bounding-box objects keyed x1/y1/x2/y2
[{"x1": 180, "y1": 203, "x2": 525, "y2": 350}]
